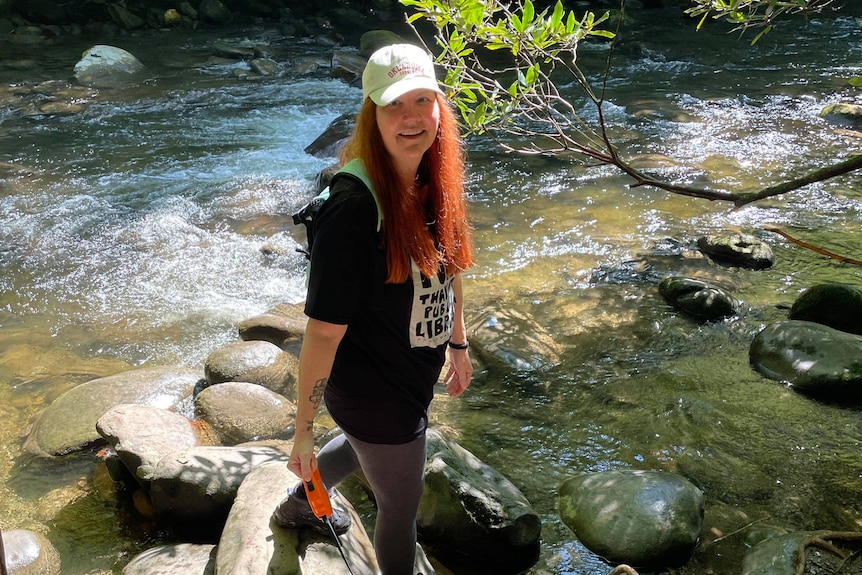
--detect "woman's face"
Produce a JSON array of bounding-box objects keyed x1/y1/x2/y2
[{"x1": 375, "y1": 89, "x2": 440, "y2": 174}]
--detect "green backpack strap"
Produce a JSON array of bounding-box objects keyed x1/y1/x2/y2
[{"x1": 337, "y1": 158, "x2": 383, "y2": 232}]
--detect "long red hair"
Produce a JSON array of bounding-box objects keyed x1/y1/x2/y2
[{"x1": 339, "y1": 94, "x2": 475, "y2": 283}]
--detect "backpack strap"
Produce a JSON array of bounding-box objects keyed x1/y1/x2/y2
[{"x1": 336, "y1": 158, "x2": 383, "y2": 232}]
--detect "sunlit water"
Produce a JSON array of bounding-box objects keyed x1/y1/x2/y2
[{"x1": 0, "y1": 9, "x2": 860, "y2": 575}]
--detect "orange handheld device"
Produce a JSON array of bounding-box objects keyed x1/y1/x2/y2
[{"x1": 304, "y1": 467, "x2": 333, "y2": 519}]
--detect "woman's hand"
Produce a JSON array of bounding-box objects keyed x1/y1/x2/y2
[
  {"x1": 287, "y1": 431, "x2": 317, "y2": 482},
  {"x1": 443, "y1": 348, "x2": 473, "y2": 397}
]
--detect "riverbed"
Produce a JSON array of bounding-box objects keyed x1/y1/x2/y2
[{"x1": 0, "y1": 7, "x2": 860, "y2": 575}]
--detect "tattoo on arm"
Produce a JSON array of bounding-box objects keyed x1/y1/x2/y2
[{"x1": 304, "y1": 377, "x2": 327, "y2": 432}]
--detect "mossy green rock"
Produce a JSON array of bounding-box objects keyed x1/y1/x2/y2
[
  {"x1": 659, "y1": 276, "x2": 740, "y2": 320},
  {"x1": 789, "y1": 283, "x2": 862, "y2": 336},
  {"x1": 558, "y1": 470, "x2": 704, "y2": 568}
]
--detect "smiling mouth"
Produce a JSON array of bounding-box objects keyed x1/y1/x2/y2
[{"x1": 400, "y1": 129, "x2": 425, "y2": 137}]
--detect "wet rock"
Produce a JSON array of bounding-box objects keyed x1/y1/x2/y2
[
  {"x1": 238, "y1": 302, "x2": 307, "y2": 349},
  {"x1": 22, "y1": 365, "x2": 200, "y2": 457},
  {"x1": 194, "y1": 381, "x2": 295, "y2": 444},
  {"x1": 1, "y1": 529, "x2": 61, "y2": 575},
  {"x1": 467, "y1": 306, "x2": 561, "y2": 371},
  {"x1": 73, "y1": 45, "x2": 146, "y2": 88},
  {"x1": 658, "y1": 276, "x2": 740, "y2": 320},
  {"x1": 749, "y1": 320, "x2": 862, "y2": 398},
  {"x1": 418, "y1": 428, "x2": 541, "y2": 572},
  {"x1": 249, "y1": 57, "x2": 281, "y2": 76},
  {"x1": 203, "y1": 340, "x2": 299, "y2": 399},
  {"x1": 96, "y1": 404, "x2": 207, "y2": 486},
  {"x1": 304, "y1": 112, "x2": 356, "y2": 158},
  {"x1": 696, "y1": 232, "x2": 774, "y2": 269},
  {"x1": 741, "y1": 530, "x2": 812, "y2": 575},
  {"x1": 559, "y1": 470, "x2": 704, "y2": 569},
  {"x1": 123, "y1": 543, "x2": 216, "y2": 575},
  {"x1": 789, "y1": 282, "x2": 862, "y2": 335},
  {"x1": 149, "y1": 445, "x2": 290, "y2": 524},
  {"x1": 331, "y1": 50, "x2": 367, "y2": 83},
  {"x1": 820, "y1": 102, "x2": 862, "y2": 128},
  {"x1": 213, "y1": 43, "x2": 256, "y2": 60}
]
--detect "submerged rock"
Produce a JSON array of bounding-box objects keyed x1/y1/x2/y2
[
  {"x1": 1, "y1": 529, "x2": 61, "y2": 575},
  {"x1": 122, "y1": 543, "x2": 216, "y2": 575},
  {"x1": 558, "y1": 469, "x2": 704, "y2": 569},
  {"x1": 659, "y1": 276, "x2": 740, "y2": 320}
]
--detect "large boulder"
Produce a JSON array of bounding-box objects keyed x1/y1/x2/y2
[
  {"x1": 96, "y1": 404, "x2": 207, "y2": 486},
  {"x1": 749, "y1": 320, "x2": 862, "y2": 398},
  {"x1": 417, "y1": 428, "x2": 541, "y2": 572},
  {"x1": 73, "y1": 45, "x2": 146, "y2": 88},
  {"x1": 148, "y1": 444, "x2": 290, "y2": 524},
  {"x1": 558, "y1": 470, "x2": 704, "y2": 568},
  {"x1": 237, "y1": 302, "x2": 307, "y2": 349},
  {"x1": 22, "y1": 366, "x2": 200, "y2": 457},
  {"x1": 789, "y1": 282, "x2": 862, "y2": 335}
]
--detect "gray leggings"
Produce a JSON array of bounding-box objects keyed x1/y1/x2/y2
[{"x1": 313, "y1": 432, "x2": 427, "y2": 575}]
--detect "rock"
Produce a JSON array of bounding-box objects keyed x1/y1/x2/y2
[
  {"x1": 203, "y1": 340, "x2": 299, "y2": 400},
  {"x1": 741, "y1": 531, "x2": 812, "y2": 575},
  {"x1": 198, "y1": 0, "x2": 232, "y2": 24},
  {"x1": 22, "y1": 366, "x2": 200, "y2": 457},
  {"x1": 696, "y1": 232, "x2": 774, "y2": 269},
  {"x1": 304, "y1": 112, "x2": 356, "y2": 158},
  {"x1": 96, "y1": 404, "x2": 207, "y2": 485},
  {"x1": 820, "y1": 102, "x2": 862, "y2": 128},
  {"x1": 107, "y1": 4, "x2": 144, "y2": 29},
  {"x1": 558, "y1": 470, "x2": 704, "y2": 568},
  {"x1": 249, "y1": 57, "x2": 281, "y2": 76},
  {"x1": 1, "y1": 529, "x2": 61, "y2": 575},
  {"x1": 164, "y1": 9, "x2": 182, "y2": 25},
  {"x1": 331, "y1": 50, "x2": 367, "y2": 83},
  {"x1": 213, "y1": 43, "x2": 256, "y2": 60},
  {"x1": 659, "y1": 276, "x2": 740, "y2": 320},
  {"x1": 467, "y1": 307, "x2": 561, "y2": 371},
  {"x1": 789, "y1": 282, "x2": 862, "y2": 335},
  {"x1": 237, "y1": 302, "x2": 307, "y2": 349},
  {"x1": 149, "y1": 445, "x2": 290, "y2": 524},
  {"x1": 194, "y1": 381, "x2": 295, "y2": 445},
  {"x1": 216, "y1": 462, "x2": 382, "y2": 575},
  {"x1": 418, "y1": 428, "x2": 541, "y2": 572},
  {"x1": 123, "y1": 543, "x2": 216, "y2": 575},
  {"x1": 73, "y1": 45, "x2": 146, "y2": 88},
  {"x1": 749, "y1": 320, "x2": 862, "y2": 398},
  {"x1": 215, "y1": 462, "x2": 301, "y2": 575}
]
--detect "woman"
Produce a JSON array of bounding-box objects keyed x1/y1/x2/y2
[{"x1": 272, "y1": 43, "x2": 475, "y2": 575}]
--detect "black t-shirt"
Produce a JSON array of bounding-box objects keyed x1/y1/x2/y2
[{"x1": 305, "y1": 173, "x2": 454, "y2": 444}]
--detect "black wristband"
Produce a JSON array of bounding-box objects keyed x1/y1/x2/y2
[{"x1": 448, "y1": 340, "x2": 469, "y2": 350}]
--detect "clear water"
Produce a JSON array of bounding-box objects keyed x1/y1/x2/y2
[{"x1": 0, "y1": 10, "x2": 860, "y2": 575}]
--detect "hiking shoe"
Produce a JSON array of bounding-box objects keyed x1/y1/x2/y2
[{"x1": 271, "y1": 493, "x2": 352, "y2": 537}]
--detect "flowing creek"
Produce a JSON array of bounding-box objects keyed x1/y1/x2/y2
[{"x1": 0, "y1": 9, "x2": 860, "y2": 575}]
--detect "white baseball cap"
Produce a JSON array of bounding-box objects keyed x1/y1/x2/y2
[{"x1": 362, "y1": 43, "x2": 444, "y2": 106}]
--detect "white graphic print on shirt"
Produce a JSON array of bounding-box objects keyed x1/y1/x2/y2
[{"x1": 410, "y1": 261, "x2": 454, "y2": 348}]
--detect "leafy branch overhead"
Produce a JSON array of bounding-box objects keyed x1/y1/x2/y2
[
  {"x1": 686, "y1": 0, "x2": 838, "y2": 45},
  {"x1": 400, "y1": 0, "x2": 861, "y2": 207}
]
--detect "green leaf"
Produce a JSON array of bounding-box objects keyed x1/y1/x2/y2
[{"x1": 849, "y1": 76, "x2": 862, "y2": 87}]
